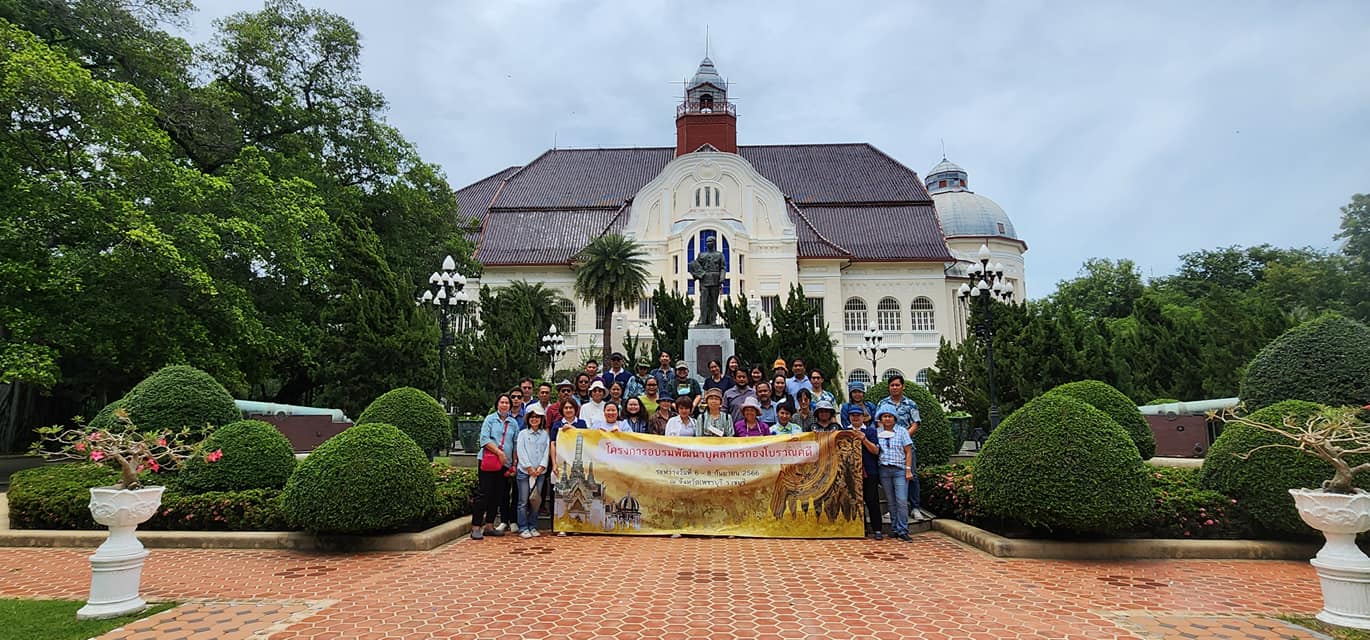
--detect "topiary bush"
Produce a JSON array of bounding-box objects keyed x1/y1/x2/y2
[
  {"x1": 1239, "y1": 314, "x2": 1370, "y2": 412},
  {"x1": 902, "y1": 382, "x2": 954, "y2": 466},
  {"x1": 1047, "y1": 380, "x2": 1156, "y2": 459},
  {"x1": 119, "y1": 365, "x2": 241, "y2": 440},
  {"x1": 178, "y1": 420, "x2": 297, "y2": 494},
  {"x1": 6, "y1": 464, "x2": 119, "y2": 529},
  {"x1": 975, "y1": 393, "x2": 1152, "y2": 535},
  {"x1": 1198, "y1": 400, "x2": 1369, "y2": 539},
  {"x1": 1142, "y1": 465, "x2": 1247, "y2": 539},
  {"x1": 356, "y1": 387, "x2": 451, "y2": 453},
  {"x1": 281, "y1": 422, "x2": 437, "y2": 534}
]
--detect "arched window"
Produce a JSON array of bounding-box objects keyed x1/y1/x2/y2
[
  {"x1": 876, "y1": 297, "x2": 901, "y2": 332},
  {"x1": 915, "y1": 368, "x2": 930, "y2": 387},
  {"x1": 910, "y1": 297, "x2": 935, "y2": 332},
  {"x1": 559, "y1": 299, "x2": 577, "y2": 334},
  {"x1": 882, "y1": 368, "x2": 904, "y2": 383},
  {"x1": 699, "y1": 93, "x2": 714, "y2": 110},
  {"x1": 848, "y1": 369, "x2": 872, "y2": 385},
  {"x1": 843, "y1": 298, "x2": 868, "y2": 332}
]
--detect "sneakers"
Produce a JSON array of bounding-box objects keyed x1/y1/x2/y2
[
  {"x1": 494, "y1": 522, "x2": 509, "y2": 533},
  {"x1": 873, "y1": 531, "x2": 883, "y2": 540},
  {"x1": 557, "y1": 531, "x2": 567, "y2": 537},
  {"x1": 470, "y1": 528, "x2": 484, "y2": 540},
  {"x1": 485, "y1": 526, "x2": 504, "y2": 537},
  {"x1": 898, "y1": 533, "x2": 914, "y2": 542},
  {"x1": 530, "y1": 529, "x2": 541, "y2": 537},
  {"x1": 520, "y1": 530, "x2": 532, "y2": 539}
]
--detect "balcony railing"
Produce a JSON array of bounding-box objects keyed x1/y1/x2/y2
[{"x1": 677, "y1": 101, "x2": 737, "y2": 118}]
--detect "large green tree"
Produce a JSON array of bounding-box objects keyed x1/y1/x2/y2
[
  {"x1": 573, "y1": 234, "x2": 651, "y2": 363},
  {"x1": 648, "y1": 280, "x2": 693, "y2": 361}
]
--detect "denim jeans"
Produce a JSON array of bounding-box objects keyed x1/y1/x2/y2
[
  {"x1": 879, "y1": 465, "x2": 910, "y2": 535},
  {"x1": 516, "y1": 471, "x2": 544, "y2": 532},
  {"x1": 905, "y1": 442, "x2": 921, "y2": 511}
]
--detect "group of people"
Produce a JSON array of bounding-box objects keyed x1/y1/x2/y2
[{"x1": 469, "y1": 352, "x2": 935, "y2": 541}]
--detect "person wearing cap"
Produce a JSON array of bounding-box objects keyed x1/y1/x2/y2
[
  {"x1": 554, "y1": 378, "x2": 575, "y2": 407},
  {"x1": 772, "y1": 357, "x2": 789, "y2": 379},
  {"x1": 698, "y1": 387, "x2": 734, "y2": 436},
  {"x1": 841, "y1": 380, "x2": 877, "y2": 428},
  {"x1": 811, "y1": 400, "x2": 842, "y2": 431},
  {"x1": 579, "y1": 380, "x2": 608, "y2": 425},
  {"x1": 877, "y1": 374, "x2": 929, "y2": 522},
  {"x1": 874, "y1": 406, "x2": 915, "y2": 542},
  {"x1": 664, "y1": 395, "x2": 698, "y2": 437},
  {"x1": 768, "y1": 401, "x2": 802, "y2": 436},
  {"x1": 601, "y1": 352, "x2": 632, "y2": 389},
  {"x1": 625, "y1": 357, "x2": 651, "y2": 398},
  {"x1": 847, "y1": 404, "x2": 883, "y2": 538},
  {"x1": 669, "y1": 360, "x2": 702, "y2": 408},
  {"x1": 701, "y1": 359, "x2": 732, "y2": 395},
  {"x1": 786, "y1": 358, "x2": 813, "y2": 397},
  {"x1": 515, "y1": 404, "x2": 550, "y2": 538},
  {"x1": 722, "y1": 368, "x2": 754, "y2": 416},
  {"x1": 734, "y1": 396, "x2": 770, "y2": 437}
]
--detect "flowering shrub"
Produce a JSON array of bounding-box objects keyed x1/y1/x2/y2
[
  {"x1": 1141, "y1": 466, "x2": 1247, "y2": 539},
  {"x1": 919, "y1": 463, "x2": 985, "y2": 524},
  {"x1": 30, "y1": 408, "x2": 220, "y2": 489}
]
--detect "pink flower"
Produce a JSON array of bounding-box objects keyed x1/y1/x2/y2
[
  {"x1": 74, "y1": 442, "x2": 86, "y2": 452},
  {"x1": 90, "y1": 450, "x2": 105, "y2": 462},
  {"x1": 89, "y1": 432, "x2": 101, "y2": 441},
  {"x1": 1204, "y1": 519, "x2": 1215, "y2": 526},
  {"x1": 149, "y1": 459, "x2": 161, "y2": 472},
  {"x1": 206, "y1": 449, "x2": 223, "y2": 463},
  {"x1": 157, "y1": 437, "x2": 167, "y2": 447}
]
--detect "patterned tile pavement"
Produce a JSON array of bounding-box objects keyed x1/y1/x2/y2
[{"x1": 0, "y1": 532, "x2": 1331, "y2": 639}]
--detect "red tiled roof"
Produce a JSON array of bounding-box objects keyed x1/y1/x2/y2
[{"x1": 467, "y1": 143, "x2": 950, "y2": 266}]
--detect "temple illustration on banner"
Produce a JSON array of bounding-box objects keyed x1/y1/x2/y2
[{"x1": 554, "y1": 434, "x2": 643, "y2": 531}]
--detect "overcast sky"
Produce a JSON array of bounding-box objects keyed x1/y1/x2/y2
[{"x1": 187, "y1": 1, "x2": 1370, "y2": 299}]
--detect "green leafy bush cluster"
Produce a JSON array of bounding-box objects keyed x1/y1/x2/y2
[
  {"x1": 356, "y1": 387, "x2": 451, "y2": 452},
  {"x1": 90, "y1": 366, "x2": 240, "y2": 441},
  {"x1": 6, "y1": 464, "x2": 120, "y2": 529},
  {"x1": 918, "y1": 463, "x2": 985, "y2": 524},
  {"x1": 143, "y1": 490, "x2": 289, "y2": 531},
  {"x1": 1046, "y1": 380, "x2": 1156, "y2": 459},
  {"x1": 975, "y1": 394, "x2": 1152, "y2": 535},
  {"x1": 1141, "y1": 466, "x2": 1246, "y2": 539},
  {"x1": 1199, "y1": 400, "x2": 1368, "y2": 539},
  {"x1": 854, "y1": 380, "x2": 954, "y2": 467},
  {"x1": 177, "y1": 420, "x2": 296, "y2": 493},
  {"x1": 1239, "y1": 314, "x2": 1370, "y2": 412},
  {"x1": 281, "y1": 422, "x2": 437, "y2": 534},
  {"x1": 407, "y1": 464, "x2": 478, "y2": 528}
]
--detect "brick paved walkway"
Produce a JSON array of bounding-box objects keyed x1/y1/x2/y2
[{"x1": 0, "y1": 532, "x2": 1329, "y2": 639}]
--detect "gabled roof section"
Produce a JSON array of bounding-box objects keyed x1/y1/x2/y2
[
  {"x1": 788, "y1": 200, "x2": 850, "y2": 259},
  {"x1": 738, "y1": 143, "x2": 931, "y2": 204},
  {"x1": 475, "y1": 208, "x2": 626, "y2": 266},
  {"x1": 798, "y1": 205, "x2": 954, "y2": 262},
  {"x1": 491, "y1": 148, "x2": 674, "y2": 210}
]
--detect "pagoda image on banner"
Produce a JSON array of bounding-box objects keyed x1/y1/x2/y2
[{"x1": 554, "y1": 434, "x2": 643, "y2": 531}]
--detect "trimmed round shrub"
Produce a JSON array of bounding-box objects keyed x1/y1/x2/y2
[
  {"x1": 178, "y1": 420, "x2": 297, "y2": 493},
  {"x1": 976, "y1": 393, "x2": 1151, "y2": 535},
  {"x1": 356, "y1": 387, "x2": 450, "y2": 452},
  {"x1": 120, "y1": 365, "x2": 240, "y2": 439},
  {"x1": 281, "y1": 422, "x2": 437, "y2": 534},
  {"x1": 1047, "y1": 380, "x2": 1156, "y2": 459},
  {"x1": 903, "y1": 382, "x2": 954, "y2": 467},
  {"x1": 1198, "y1": 400, "x2": 1367, "y2": 538},
  {"x1": 1239, "y1": 314, "x2": 1370, "y2": 412},
  {"x1": 6, "y1": 464, "x2": 120, "y2": 529}
]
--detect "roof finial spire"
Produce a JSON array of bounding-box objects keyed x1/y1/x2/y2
[
  {"x1": 705, "y1": 25, "x2": 710, "y2": 58},
  {"x1": 940, "y1": 137, "x2": 946, "y2": 160}
]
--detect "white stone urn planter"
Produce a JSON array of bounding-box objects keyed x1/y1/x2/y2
[
  {"x1": 77, "y1": 485, "x2": 165, "y2": 620},
  {"x1": 1291, "y1": 488, "x2": 1370, "y2": 629}
]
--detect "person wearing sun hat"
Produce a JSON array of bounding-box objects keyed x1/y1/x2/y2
[
  {"x1": 734, "y1": 396, "x2": 770, "y2": 437},
  {"x1": 669, "y1": 360, "x2": 702, "y2": 408},
  {"x1": 579, "y1": 380, "x2": 608, "y2": 426},
  {"x1": 698, "y1": 387, "x2": 734, "y2": 436},
  {"x1": 874, "y1": 405, "x2": 914, "y2": 541},
  {"x1": 771, "y1": 357, "x2": 788, "y2": 378},
  {"x1": 811, "y1": 399, "x2": 842, "y2": 431},
  {"x1": 841, "y1": 380, "x2": 877, "y2": 428},
  {"x1": 625, "y1": 357, "x2": 651, "y2": 398}
]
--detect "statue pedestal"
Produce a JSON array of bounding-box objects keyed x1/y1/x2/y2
[{"x1": 685, "y1": 326, "x2": 735, "y2": 380}]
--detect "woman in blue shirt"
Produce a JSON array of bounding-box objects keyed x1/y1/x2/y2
[{"x1": 472, "y1": 394, "x2": 519, "y2": 540}]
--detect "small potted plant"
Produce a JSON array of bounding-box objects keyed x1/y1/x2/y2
[
  {"x1": 30, "y1": 409, "x2": 220, "y2": 620},
  {"x1": 1221, "y1": 405, "x2": 1370, "y2": 628}
]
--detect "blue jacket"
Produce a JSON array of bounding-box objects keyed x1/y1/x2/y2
[
  {"x1": 478, "y1": 412, "x2": 519, "y2": 468},
  {"x1": 859, "y1": 425, "x2": 881, "y2": 477}
]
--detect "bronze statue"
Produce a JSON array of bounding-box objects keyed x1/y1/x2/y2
[{"x1": 688, "y1": 236, "x2": 725, "y2": 326}]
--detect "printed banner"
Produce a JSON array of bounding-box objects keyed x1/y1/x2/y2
[{"x1": 552, "y1": 429, "x2": 866, "y2": 538}]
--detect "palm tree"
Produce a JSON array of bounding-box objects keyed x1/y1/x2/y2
[
  {"x1": 574, "y1": 234, "x2": 652, "y2": 363},
  {"x1": 502, "y1": 280, "x2": 570, "y2": 337}
]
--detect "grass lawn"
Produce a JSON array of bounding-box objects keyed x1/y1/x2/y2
[
  {"x1": 1281, "y1": 615, "x2": 1370, "y2": 639},
  {"x1": 0, "y1": 599, "x2": 175, "y2": 640}
]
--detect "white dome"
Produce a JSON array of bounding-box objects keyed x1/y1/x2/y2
[{"x1": 932, "y1": 190, "x2": 1018, "y2": 239}]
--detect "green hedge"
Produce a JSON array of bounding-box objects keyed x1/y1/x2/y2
[
  {"x1": 6, "y1": 464, "x2": 119, "y2": 529},
  {"x1": 356, "y1": 387, "x2": 451, "y2": 452},
  {"x1": 1239, "y1": 314, "x2": 1370, "y2": 412},
  {"x1": 281, "y1": 422, "x2": 437, "y2": 534},
  {"x1": 1198, "y1": 400, "x2": 1366, "y2": 539},
  {"x1": 1047, "y1": 380, "x2": 1156, "y2": 459},
  {"x1": 975, "y1": 394, "x2": 1151, "y2": 535},
  {"x1": 178, "y1": 420, "x2": 297, "y2": 493},
  {"x1": 110, "y1": 366, "x2": 240, "y2": 440}
]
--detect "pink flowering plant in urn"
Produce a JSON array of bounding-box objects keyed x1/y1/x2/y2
[{"x1": 30, "y1": 407, "x2": 221, "y2": 488}]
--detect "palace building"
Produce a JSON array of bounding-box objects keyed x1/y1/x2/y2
[{"x1": 459, "y1": 56, "x2": 1027, "y2": 387}]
